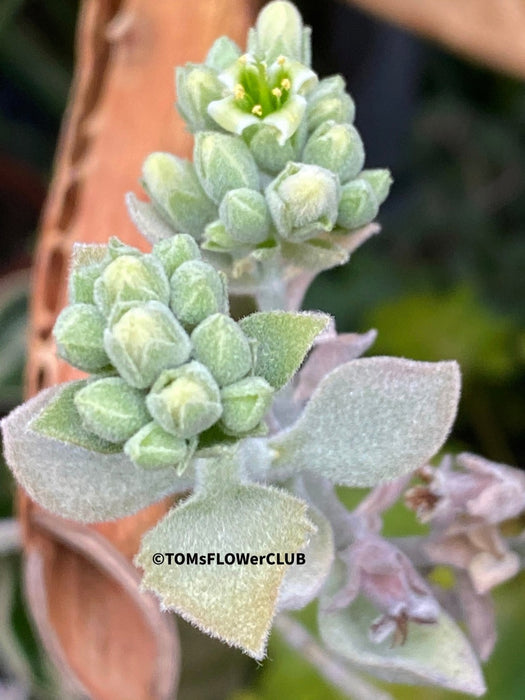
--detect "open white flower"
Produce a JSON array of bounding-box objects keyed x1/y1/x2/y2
[{"x1": 208, "y1": 53, "x2": 317, "y2": 145}]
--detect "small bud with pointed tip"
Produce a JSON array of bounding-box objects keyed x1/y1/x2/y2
[
  {"x1": 337, "y1": 178, "x2": 379, "y2": 230},
  {"x1": 193, "y1": 132, "x2": 259, "y2": 204},
  {"x1": 205, "y1": 36, "x2": 242, "y2": 72},
  {"x1": 54, "y1": 304, "x2": 110, "y2": 372},
  {"x1": 146, "y1": 361, "x2": 222, "y2": 439},
  {"x1": 176, "y1": 64, "x2": 224, "y2": 132},
  {"x1": 170, "y1": 260, "x2": 228, "y2": 327},
  {"x1": 191, "y1": 314, "x2": 252, "y2": 386},
  {"x1": 250, "y1": 1, "x2": 307, "y2": 64},
  {"x1": 68, "y1": 244, "x2": 108, "y2": 304},
  {"x1": 142, "y1": 152, "x2": 217, "y2": 238},
  {"x1": 201, "y1": 220, "x2": 240, "y2": 253},
  {"x1": 360, "y1": 168, "x2": 393, "y2": 206},
  {"x1": 306, "y1": 76, "x2": 355, "y2": 133},
  {"x1": 247, "y1": 124, "x2": 297, "y2": 174},
  {"x1": 94, "y1": 253, "x2": 169, "y2": 316},
  {"x1": 152, "y1": 234, "x2": 201, "y2": 278},
  {"x1": 124, "y1": 421, "x2": 188, "y2": 469},
  {"x1": 266, "y1": 162, "x2": 340, "y2": 242},
  {"x1": 107, "y1": 237, "x2": 141, "y2": 259},
  {"x1": 220, "y1": 376, "x2": 274, "y2": 434},
  {"x1": 74, "y1": 377, "x2": 150, "y2": 443},
  {"x1": 219, "y1": 188, "x2": 271, "y2": 244},
  {"x1": 303, "y1": 120, "x2": 365, "y2": 183},
  {"x1": 104, "y1": 301, "x2": 191, "y2": 389}
]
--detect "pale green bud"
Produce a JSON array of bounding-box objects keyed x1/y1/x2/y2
[
  {"x1": 191, "y1": 313, "x2": 252, "y2": 386},
  {"x1": 306, "y1": 76, "x2": 355, "y2": 132},
  {"x1": 104, "y1": 301, "x2": 191, "y2": 389},
  {"x1": 220, "y1": 376, "x2": 274, "y2": 434},
  {"x1": 205, "y1": 36, "x2": 241, "y2": 72},
  {"x1": 53, "y1": 304, "x2": 109, "y2": 372},
  {"x1": 107, "y1": 236, "x2": 141, "y2": 259},
  {"x1": 337, "y1": 178, "x2": 379, "y2": 230},
  {"x1": 170, "y1": 260, "x2": 228, "y2": 327},
  {"x1": 146, "y1": 361, "x2": 222, "y2": 438},
  {"x1": 176, "y1": 64, "x2": 224, "y2": 132},
  {"x1": 152, "y1": 234, "x2": 201, "y2": 278},
  {"x1": 247, "y1": 120, "x2": 308, "y2": 175},
  {"x1": 266, "y1": 162, "x2": 340, "y2": 241},
  {"x1": 124, "y1": 421, "x2": 188, "y2": 469},
  {"x1": 142, "y1": 152, "x2": 217, "y2": 238},
  {"x1": 201, "y1": 220, "x2": 239, "y2": 253},
  {"x1": 74, "y1": 377, "x2": 150, "y2": 443},
  {"x1": 193, "y1": 132, "x2": 259, "y2": 205},
  {"x1": 219, "y1": 188, "x2": 270, "y2": 244},
  {"x1": 303, "y1": 120, "x2": 365, "y2": 183},
  {"x1": 360, "y1": 168, "x2": 393, "y2": 205},
  {"x1": 94, "y1": 254, "x2": 169, "y2": 316},
  {"x1": 251, "y1": 1, "x2": 305, "y2": 64},
  {"x1": 68, "y1": 244, "x2": 108, "y2": 304}
]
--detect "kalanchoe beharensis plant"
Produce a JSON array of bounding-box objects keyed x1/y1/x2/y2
[{"x1": 2, "y1": 1, "x2": 524, "y2": 695}]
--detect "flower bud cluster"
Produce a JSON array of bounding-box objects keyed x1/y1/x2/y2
[
  {"x1": 53, "y1": 235, "x2": 275, "y2": 470},
  {"x1": 142, "y1": 1, "x2": 391, "y2": 259}
]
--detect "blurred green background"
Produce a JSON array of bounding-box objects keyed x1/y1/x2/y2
[{"x1": 0, "y1": 0, "x2": 524, "y2": 698}]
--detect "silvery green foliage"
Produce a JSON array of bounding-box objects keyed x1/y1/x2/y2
[{"x1": 2, "y1": 1, "x2": 522, "y2": 691}]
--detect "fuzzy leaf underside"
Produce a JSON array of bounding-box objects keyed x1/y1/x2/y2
[
  {"x1": 239, "y1": 311, "x2": 330, "y2": 389},
  {"x1": 136, "y1": 458, "x2": 313, "y2": 659},
  {"x1": 318, "y1": 564, "x2": 485, "y2": 695},
  {"x1": 1, "y1": 384, "x2": 192, "y2": 522},
  {"x1": 270, "y1": 356, "x2": 461, "y2": 486}
]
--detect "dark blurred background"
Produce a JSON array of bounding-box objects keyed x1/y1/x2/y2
[{"x1": 0, "y1": 1, "x2": 524, "y2": 698}]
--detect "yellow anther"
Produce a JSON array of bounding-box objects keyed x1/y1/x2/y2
[
  {"x1": 251, "y1": 104, "x2": 263, "y2": 117},
  {"x1": 277, "y1": 55, "x2": 286, "y2": 66},
  {"x1": 281, "y1": 78, "x2": 291, "y2": 91},
  {"x1": 271, "y1": 87, "x2": 283, "y2": 98},
  {"x1": 239, "y1": 54, "x2": 248, "y2": 64},
  {"x1": 234, "y1": 84, "x2": 246, "y2": 100}
]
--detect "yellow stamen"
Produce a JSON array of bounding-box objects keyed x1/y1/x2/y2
[
  {"x1": 234, "y1": 84, "x2": 245, "y2": 100},
  {"x1": 271, "y1": 87, "x2": 283, "y2": 98},
  {"x1": 251, "y1": 104, "x2": 263, "y2": 117},
  {"x1": 281, "y1": 78, "x2": 291, "y2": 91},
  {"x1": 238, "y1": 54, "x2": 248, "y2": 64},
  {"x1": 277, "y1": 55, "x2": 286, "y2": 66}
]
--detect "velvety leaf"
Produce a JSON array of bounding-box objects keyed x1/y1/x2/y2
[
  {"x1": 126, "y1": 192, "x2": 177, "y2": 244},
  {"x1": 239, "y1": 311, "x2": 330, "y2": 389},
  {"x1": 1, "y1": 384, "x2": 192, "y2": 522},
  {"x1": 318, "y1": 564, "x2": 485, "y2": 695},
  {"x1": 270, "y1": 357, "x2": 461, "y2": 486},
  {"x1": 136, "y1": 449, "x2": 314, "y2": 659}
]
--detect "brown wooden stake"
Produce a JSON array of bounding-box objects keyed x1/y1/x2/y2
[{"x1": 21, "y1": 1, "x2": 257, "y2": 698}]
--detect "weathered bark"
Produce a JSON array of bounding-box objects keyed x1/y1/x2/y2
[
  {"x1": 345, "y1": 0, "x2": 525, "y2": 79},
  {"x1": 22, "y1": 1, "x2": 256, "y2": 698}
]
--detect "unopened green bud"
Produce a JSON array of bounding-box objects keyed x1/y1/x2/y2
[
  {"x1": 337, "y1": 178, "x2": 379, "y2": 230},
  {"x1": 251, "y1": 1, "x2": 306, "y2": 64},
  {"x1": 176, "y1": 64, "x2": 224, "y2": 132},
  {"x1": 201, "y1": 220, "x2": 239, "y2": 253},
  {"x1": 194, "y1": 132, "x2": 259, "y2": 205},
  {"x1": 303, "y1": 121, "x2": 365, "y2": 183},
  {"x1": 219, "y1": 188, "x2": 270, "y2": 244},
  {"x1": 124, "y1": 421, "x2": 188, "y2": 469},
  {"x1": 68, "y1": 244, "x2": 108, "y2": 304},
  {"x1": 170, "y1": 260, "x2": 228, "y2": 327},
  {"x1": 191, "y1": 314, "x2": 252, "y2": 386},
  {"x1": 74, "y1": 377, "x2": 150, "y2": 443},
  {"x1": 94, "y1": 254, "x2": 169, "y2": 316},
  {"x1": 247, "y1": 124, "x2": 296, "y2": 174},
  {"x1": 266, "y1": 162, "x2": 340, "y2": 241},
  {"x1": 104, "y1": 301, "x2": 191, "y2": 389},
  {"x1": 220, "y1": 376, "x2": 274, "y2": 434},
  {"x1": 142, "y1": 152, "x2": 217, "y2": 238},
  {"x1": 152, "y1": 234, "x2": 201, "y2": 278},
  {"x1": 205, "y1": 36, "x2": 241, "y2": 72},
  {"x1": 54, "y1": 304, "x2": 109, "y2": 372},
  {"x1": 146, "y1": 361, "x2": 222, "y2": 438},
  {"x1": 306, "y1": 76, "x2": 355, "y2": 132},
  {"x1": 107, "y1": 237, "x2": 141, "y2": 259},
  {"x1": 360, "y1": 168, "x2": 393, "y2": 205}
]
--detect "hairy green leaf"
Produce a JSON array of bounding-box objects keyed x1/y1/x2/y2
[{"x1": 270, "y1": 357, "x2": 460, "y2": 486}]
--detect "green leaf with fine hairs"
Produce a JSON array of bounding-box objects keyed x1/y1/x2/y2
[
  {"x1": 270, "y1": 357, "x2": 461, "y2": 486},
  {"x1": 1, "y1": 384, "x2": 192, "y2": 522},
  {"x1": 136, "y1": 448, "x2": 314, "y2": 659},
  {"x1": 239, "y1": 311, "x2": 330, "y2": 389},
  {"x1": 318, "y1": 563, "x2": 486, "y2": 695}
]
